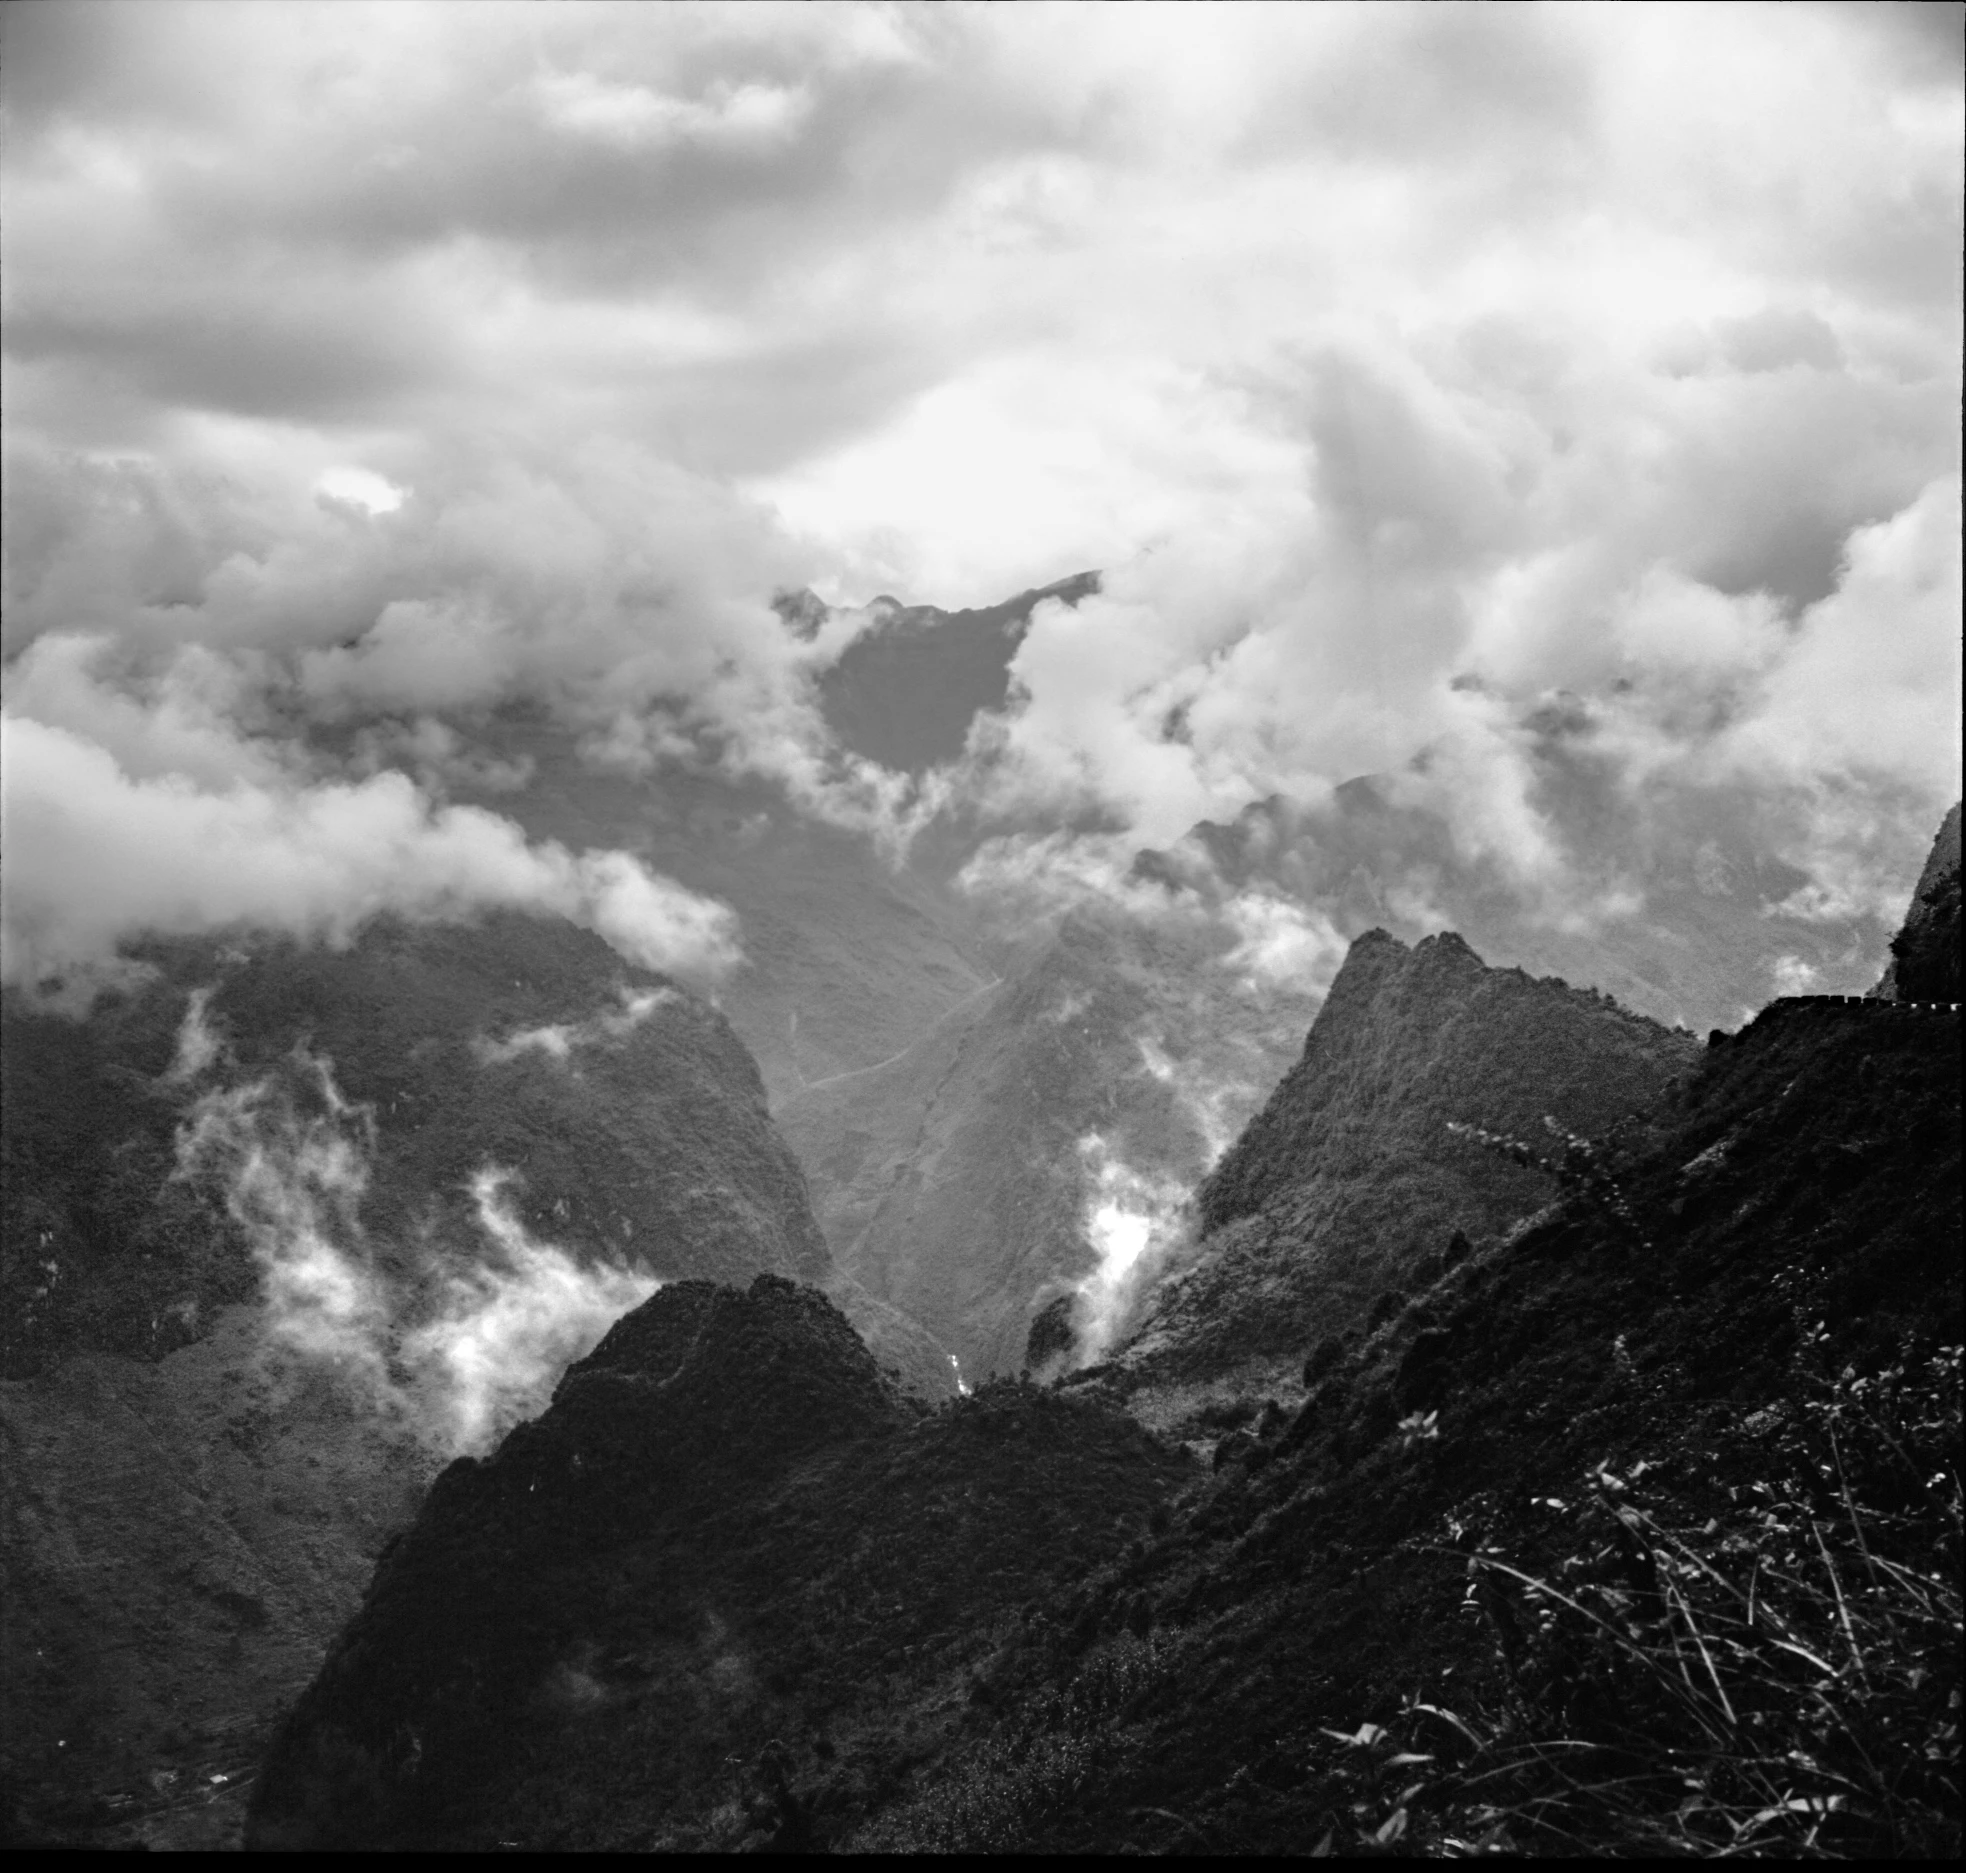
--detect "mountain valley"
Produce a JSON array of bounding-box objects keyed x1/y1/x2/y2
[
  {"x1": 0, "y1": 588, "x2": 1956, "y2": 1854},
  {"x1": 236, "y1": 802, "x2": 1961, "y2": 1853}
]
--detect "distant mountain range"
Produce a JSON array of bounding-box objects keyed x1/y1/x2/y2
[{"x1": 810, "y1": 571, "x2": 1100, "y2": 778}]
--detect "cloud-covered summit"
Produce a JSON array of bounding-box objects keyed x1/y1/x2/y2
[{"x1": 3, "y1": 2, "x2": 1958, "y2": 983}]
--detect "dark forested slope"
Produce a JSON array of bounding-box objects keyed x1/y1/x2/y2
[
  {"x1": 1113, "y1": 929, "x2": 1701, "y2": 1393},
  {"x1": 243, "y1": 917, "x2": 1960, "y2": 1855},
  {"x1": 869, "y1": 1000, "x2": 1961, "y2": 1854},
  {"x1": 245, "y1": 1276, "x2": 1184, "y2": 1851},
  {"x1": 1, "y1": 910, "x2": 826, "y2": 1381},
  {"x1": 0, "y1": 911, "x2": 834, "y2": 1844},
  {"x1": 848, "y1": 815, "x2": 1964, "y2": 1856}
]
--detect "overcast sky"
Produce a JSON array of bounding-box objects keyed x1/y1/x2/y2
[{"x1": 2, "y1": 1, "x2": 1961, "y2": 993}]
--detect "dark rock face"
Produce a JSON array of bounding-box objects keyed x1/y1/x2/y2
[
  {"x1": 1121, "y1": 929, "x2": 1701, "y2": 1380},
  {"x1": 245, "y1": 1277, "x2": 1184, "y2": 1852},
  {"x1": 1875, "y1": 802, "x2": 1961, "y2": 1004}
]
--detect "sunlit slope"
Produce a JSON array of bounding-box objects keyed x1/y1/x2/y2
[{"x1": 784, "y1": 910, "x2": 1316, "y2": 1383}]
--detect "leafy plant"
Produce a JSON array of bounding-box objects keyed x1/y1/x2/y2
[
  {"x1": 1319, "y1": 1343, "x2": 1962, "y2": 1856},
  {"x1": 852, "y1": 1634, "x2": 1176, "y2": 1852}
]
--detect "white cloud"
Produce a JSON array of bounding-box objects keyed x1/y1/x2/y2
[
  {"x1": 315, "y1": 466, "x2": 405, "y2": 515},
  {"x1": 404, "y1": 1169, "x2": 660, "y2": 1455},
  {"x1": 0, "y1": 714, "x2": 741, "y2": 995},
  {"x1": 1220, "y1": 893, "x2": 1350, "y2": 994},
  {"x1": 175, "y1": 1050, "x2": 658, "y2": 1457},
  {"x1": 0, "y1": 1, "x2": 1955, "y2": 926},
  {"x1": 475, "y1": 985, "x2": 678, "y2": 1066},
  {"x1": 535, "y1": 71, "x2": 810, "y2": 152}
]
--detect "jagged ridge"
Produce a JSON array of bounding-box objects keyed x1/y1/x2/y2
[
  {"x1": 1119, "y1": 929, "x2": 1700, "y2": 1383},
  {"x1": 245, "y1": 1276, "x2": 1184, "y2": 1850}
]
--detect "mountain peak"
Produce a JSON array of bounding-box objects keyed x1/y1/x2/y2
[{"x1": 1121, "y1": 925, "x2": 1700, "y2": 1386}]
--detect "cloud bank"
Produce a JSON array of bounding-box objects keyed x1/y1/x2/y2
[
  {"x1": 3, "y1": 1, "x2": 1958, "y2": 959},
  {"x1": 0, "y1": 711, "x2": 739, "y2": 994}
]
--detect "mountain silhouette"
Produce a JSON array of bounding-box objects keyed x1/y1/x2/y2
[{"x1": 1097, "y1": 929, "x2": 1699, "y2": 1403}]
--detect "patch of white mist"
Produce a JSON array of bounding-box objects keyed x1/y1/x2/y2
[
  {"x1": 1071, "y1": 1132, "x2": 1193, "y2": 1366},
  {"x1": 1220, "y1": 890, "x2": 1349, "y2": 994},
  {"x1": 474, "y1": 984, "x2": 678, "y2": 1066},
  {"x1": 1134, "y1": 1034, "x2": 1251, "y2": 1169},
  {"x1": 174, "y1": 1049, "x2": 393, "y2": 1387},
  {"x1": 173, "y1": 1048, "x2": 659, "y2": 1456},
  {"x1": 403, "y1": 1168, "x2": 659, "y2": 1453},
  {"x1": 165, "y1": 986, "x2": 226, "y2": 1083}
]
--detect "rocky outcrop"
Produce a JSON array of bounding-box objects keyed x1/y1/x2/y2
[
  {"x1": 1116, "y1": 929, "x2": 1701, "y2": 1384},
  {"x1": 1871, "y1": 802, "x2": 1961, "y2": 1004}
]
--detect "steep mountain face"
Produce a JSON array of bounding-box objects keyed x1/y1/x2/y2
[
  {"x1": 2, "y1": 911, "x2": 826, "y2": 1382},
  {"x1": 776, "y1": 909, "x2": 1317, "y2": 1384},
  {"x1": 1872, "y1": 801, "x2": 1961, "y2": 1003},
  {"x1": 1108, "y1": 929, "x2": 1702, "y2": 1397},
  {"x1": 244, "y1": 1276, "x2": 1184, "y2": 1852},
  {"x1": 838, "y1": 832, "x2": 1956, "y2": 1854},
  {"x1": 0, "y1": 912, "x2": 833, "y2": 1843},
  {"x1": 875, "y1": 992, "x2": 1960, "y2": 1855},
  {"x1": 450, "y1": 738, "x2": 999, "y2": 1101},
  {"x1": 242, "y1": 948, "x2": 1960, "y2": 1854}
]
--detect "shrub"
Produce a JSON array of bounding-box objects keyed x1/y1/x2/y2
[
  {"x1": 1311, "y1": 1343, "x2": 1963, "y2": 1857},
  {"x1": 852, "y1": 1635, "x2": 1176, "y2": 1852}
]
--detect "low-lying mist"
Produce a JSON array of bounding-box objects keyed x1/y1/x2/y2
[
  {"x1": 1068, "y1": 1132, "x2": 1194, "y2": 1368},
  {"x1": 171, "y1": 1022, "x2": 658, "y2": 1457}
]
